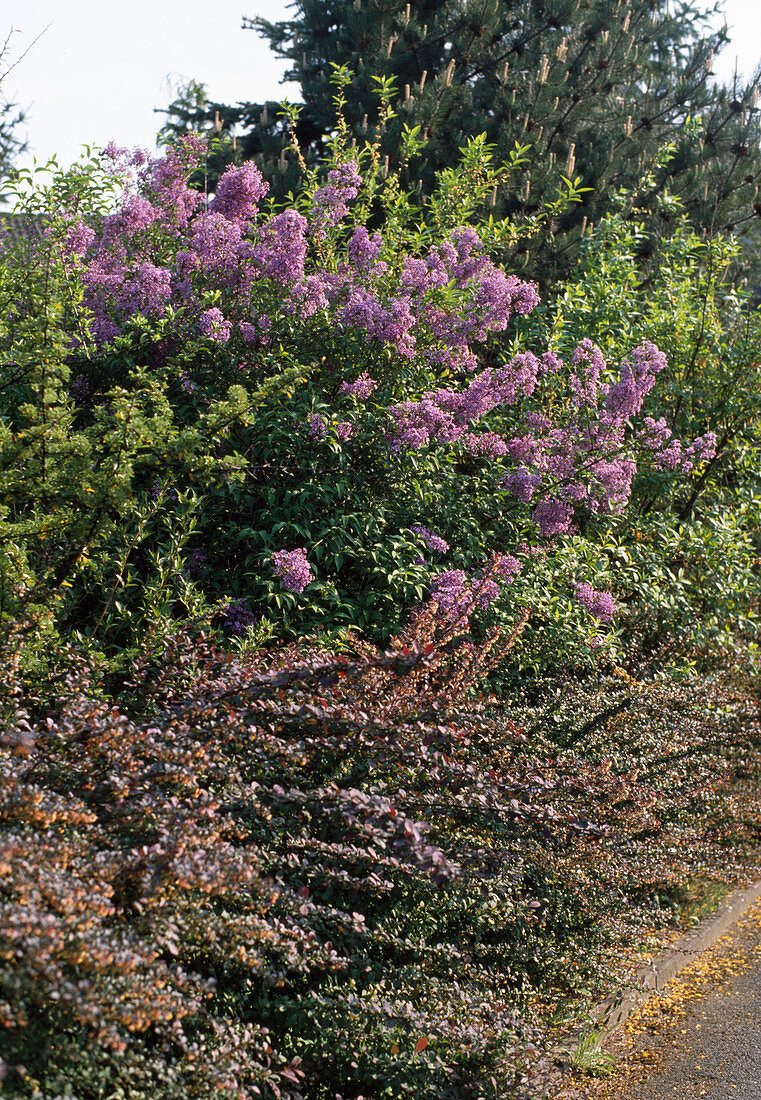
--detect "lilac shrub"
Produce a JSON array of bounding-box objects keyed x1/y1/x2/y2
[
  {"x1": 4, "y1": 131, "x2": 720, "y2": 661},
  {"x1": 390, "y1": 338, "x2": 716, "y2": 539}
]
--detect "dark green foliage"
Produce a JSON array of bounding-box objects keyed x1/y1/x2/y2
[{"x1": 158, "y1": 0, "x2": 761, "y2": 281}]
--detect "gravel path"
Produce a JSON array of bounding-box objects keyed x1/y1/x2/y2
[
  {"x1": 558, "y1": 898, "x2": 761, "y2": 1100},
  {"x1": 619, "y1": 952, "x2": 761, "y2": 1099}
]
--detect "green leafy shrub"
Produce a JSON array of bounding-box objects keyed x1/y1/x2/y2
[
  {"x1": 511, "y1": 194, "x2": 761, "y2": 669},
  {"x1": 0, "y1": 124, "x2": 723, "y2": 686}
]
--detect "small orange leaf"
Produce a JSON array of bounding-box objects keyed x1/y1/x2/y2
[
  {"x1": 414, "y1": 1036, "x2": 428, "y2": 1053},
  {"x1": 390, "y1": 1043, "x2": 399, "y2": 1055}
]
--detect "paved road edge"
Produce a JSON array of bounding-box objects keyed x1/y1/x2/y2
[{"x1": 553, "y1": 877, "x2": 761, "y2": 1065}]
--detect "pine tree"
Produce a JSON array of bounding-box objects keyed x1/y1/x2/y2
[{"x1": 157, "y1": 0, "x2": 761, "y2": 281}]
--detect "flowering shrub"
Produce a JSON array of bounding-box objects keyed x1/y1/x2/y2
[
  {"x1": 0, "y1": 129, "x2": 723, "y2": 675},
  {"x1": 513, "y1": 205, "x2": 761, "y2": 665}
]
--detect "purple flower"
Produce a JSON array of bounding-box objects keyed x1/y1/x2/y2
[
  {"x1": 388, "y1": 354, "x2": 540, "y2": 451},
  {"x1": 685, "y1": 431, "x2": 717, "y2": 464},
  {"x1": 347, "y1": 227, "x2": 383, "y2": 270},
  {"x1": 340, "y1": 372, "x2": 377, "y2": 399},
  {"x1": 639, "y1": 416, "x2": 672, "y2": 450},
  {"x1": 570, "y1": 339, "x2": 606, "y2": 406},
  {"x1": 410, "y1": 526, "x2": 449, "y2": 555},
  {"x1": 339, "y1": 287, "x2": 417, "y2": 359},
  {"x1": 462, "y1": 431, "x2": 508, "y2": 458},
  {"x1": 198, "y1": 307, "x2": 231, "y2": 342},
  {"x1": 288, "y1": 273, "x2": 331, "y2": 317},
  {"x1": 335, "y1": 421, "x2": 354, "y2": 441},
  {"x1": 64, "y1": 220, "x2": 95, "y2": 257},
  {"x1": 540, "y1": 351, "x2": 563, "y2": 375},
  {"x1": 102, "y1": 142, "x2": 149, "y2": 169},
  {"x1": 503, "y1": 467, "x2": 542, "y2": 502},
  {"x1": 429, "y1": 564, "x2": 505, "y2": 626},
  {"x1": 494, "y1": 554, "x2": 521, "y2": 582},
  {"x1": 531, "y1": 498, "x2": 575, "y2": 537},
  {"x1": 81, "y1": 258, "x2": 172, "y2": 343},
  {"x1": 601, "y1": 341, "x2": 668, "y2": 422},
  {"x1": 210, "y1": 162, "x2": 269, "y2": 222},
  {"x1": 651, "y1": 440, "x2": 684, "y2": 471},
  {"x1": 271, "y1": 547, "x2": 314, "y2": 593},
  {"x1": 474, "y1": 578, "x2": 501, "y2": 608},
  {"x1": 310, "y1": 160, "x2": 362, "y2": 236},
  {"x1": 100, "y1": 195, "x2": 161, "y2": 243},
  {"x1": 430, "y1": 570, "x2": 474, "y2": 625},
  {"x1": 252, "y1": 209, "x2": 308, "y2": 285},
  {"x1": 307, "y1": 414, "x2": 328, "y2": 439},
  {"x1": 239, "y1": 315, "x2": 272, "y2": 345},
  {"x1": 222, "y1": 597, "x2": 256, "y2": 636},
  {"x1": 574, "y1": 582, "x2": 616, "y2": 622},
  {"x1": 142, "y1": 134, "x2": 207, "y2": 229},
  {"x1": 189, "y1": 212, "x2": 244, "y2": 277}
]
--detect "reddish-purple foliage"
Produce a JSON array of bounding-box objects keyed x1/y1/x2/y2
[{"x1": 2, "y1": 607, "x2": 760, "y2": 1097}]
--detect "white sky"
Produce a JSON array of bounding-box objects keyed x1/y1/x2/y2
[{"x1": 2, "y1": 0, "x2": 761, "y2": 172}]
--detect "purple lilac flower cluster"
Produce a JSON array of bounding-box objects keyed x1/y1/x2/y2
[
  {"x1": 198, "y1": 307, "x2": 231, "y2": 343},
  {"x1": 63, "y1": 219, "x2": 96, "y2": 258},
  {"x1": 638, "y1": 416, "x2": 717, "y2": 473},
  {"x1": 310, "y1": 161, "x2": 363, "y2": 237},
  {"x1": 339, "y1": 289, "x2": 417, "y2": 359},
  {"x1": 306, "y1": 415, "x2": 354, "y2": 442},
  {"x1": 251, "y1": 210, "x2": 309, "y2": 285},
  {"x1": 429, "y1": 555, "x2": 521, "y2": 628},
  {"x1": 307, "y1": 414, "x2": 328, "y2": 439},
  {"x1": 429, "y1": 570, "x2": 475, "y2": 627},
  {"x1": 386, "y1": 335, "x2": 715, "y2": 539},
  {"x1": 388, "y1": 352, "x2": 540, "y2": 451},
  {"x1": 210, "y1": 162, "x2": 269, "y2": 223},
  {"x1": 573, "y1": 582, "x2": 616, "y2": 622},
  {"x1": 239, "y1": 315, "x2": 272, "y2": 345},
  {"x1": 186, "y1": 214, "x2": 244, "y2": 281},
  {"x1": 410, "y1": 526, "x2": 449, "y2": 555},
  {"x1": 494, "y1": 553, "x2": 522, "y2": 582},
  {"x1": 340, "y1": 372, "x2": 377, "y2": 399},
  {"x1": 503, "y1": 342, "x2": 713, "y2": 536},
  {"x1": 77, "y1": 140, "x2": 542, "y2": 373},
  {"x1": 346, "y1": 227, "x2": 384, "y2": 271},
  {"x1": 400, "y1": 232, "x2": 540, "y2": 369},
  {"x1": 222, "y1": 598, "x2": 256, "y2": 636},
  {"x1": 271, "y1": 548, "x2": 314, "y2": 594}
]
